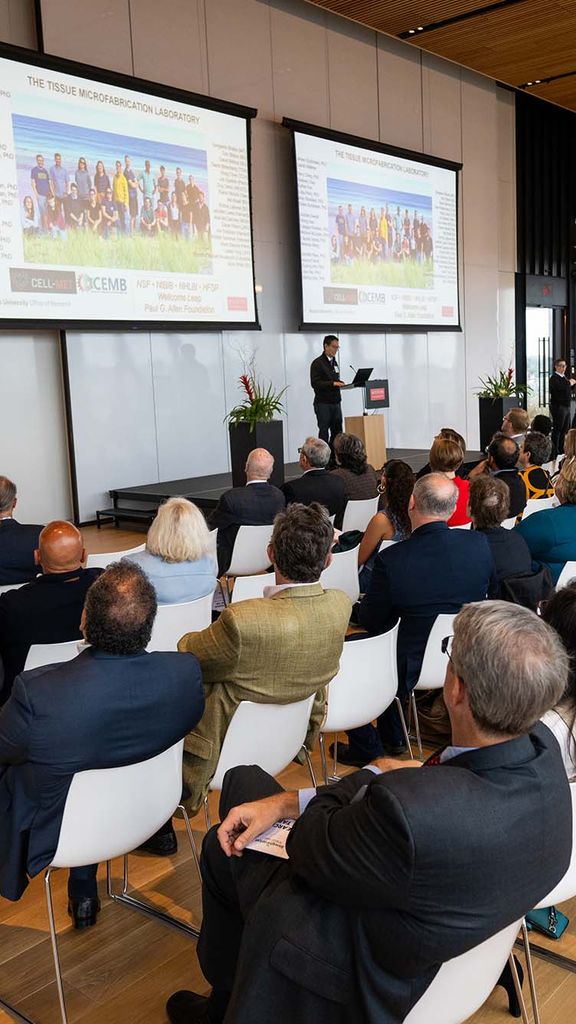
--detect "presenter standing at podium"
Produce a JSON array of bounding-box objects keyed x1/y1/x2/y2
[{"x1": 310, "y1": 335, "x2": 345, "y2": 447}]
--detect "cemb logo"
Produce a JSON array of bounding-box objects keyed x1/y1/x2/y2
[{"x1": 77, "y1": 273, "x2": 127, "y2": 293}]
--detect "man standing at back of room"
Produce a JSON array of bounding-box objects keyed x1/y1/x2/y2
[
  {"x1": 310, "y1": 336, "x2": 346, "y2": 448},
  {"x1": 209, "y1": 449, "x2": 285, "y2": 575},
  {"x1": 549, "y1": 357, "x2": 576, "y2": 457}
]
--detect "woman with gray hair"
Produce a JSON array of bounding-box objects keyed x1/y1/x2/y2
[
  {"x1": 123, "y1": 496, "x2": 216, "y2": 603},
  {"x1": 469, "y1": 476, "x2": 531, "y2": 585}
]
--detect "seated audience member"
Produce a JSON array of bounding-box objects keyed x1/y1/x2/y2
[
  {"x1": 501, "y1": 406, "x2": 530, "y2": 445},
  {"x1": 177, "y1": 503, "x2": 351, "y2": 814},
  {"x1": 518, "y1": 431, "x2": 554, "y2": 499},
  {"x1": 469, "y1": 435, "x2": 526, "y2": 518},
  {"x1": 416, "y1": 427, "x2": 467, "y2": 480},
  {"x1": 469, "y1": 476, "x2": 532, "y2": 584},
  {"x1": 331, "y1": 432, "x2": 379, "y2": 506},
  {"x1": 0, "y1": 521, "x2": 101, "y2": 705},
  {"x1": 541, "y1": 583, "x2": 576, "y2": 777},
  {"x1": 429, "y1": 437, "x2": 470, "y2": 526},
  {"x1": 558, "y1": 428, "x2": 576, "y2": 473},
  {"x1": 0, "y1": 476, "x2": 43, "y2": 585},
  {"x1": 531, "y1": 413, "x2": 552, "y2": 438},
  {"x1": 282, "y1": 437, "x2": 346, "y2": 522},
  {"x1": 210, "y1": 449, "x2": 285, "y2": 576},
  {"x1": 165, "y1": 601, "x2": 572, "y2": 1024},
  {"x1": 0, "y1": 562, "x2": 204, "y2": 927},
  {"x1": 358, "y1": 460, "x2": 414, "y2": 592},
  {"x1": 124, "y1": 497, "x2": 215, "y2": 603},
  {"x1": 340, "y1": 474, "x2": 497, "y2": 762},
  {"x1": 516, "y1": 459, "x2": 576, "y2": 584}
]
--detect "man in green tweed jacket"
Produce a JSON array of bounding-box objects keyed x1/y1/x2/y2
[{"x1": 178, "y1": 503, "x2": 351, "y2": 814}]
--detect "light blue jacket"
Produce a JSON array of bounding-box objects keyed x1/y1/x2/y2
[{"x1": 123, "y1": 549, "x2": 216, "y2": 604}]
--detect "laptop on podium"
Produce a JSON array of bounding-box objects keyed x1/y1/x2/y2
[{"x1": 340, "y1": 367, "x2": 373, "y2": 390}]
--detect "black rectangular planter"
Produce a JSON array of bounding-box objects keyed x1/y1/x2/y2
[
  {"x1": 229, "y1": 420, "x2": 285, "y2": 488},
  {"x1": 478, "y1": 396, "x2": 518, "y2": 451}
]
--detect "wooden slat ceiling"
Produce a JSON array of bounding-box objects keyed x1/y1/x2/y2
[{"x1": 305, "y1": 0, "x2": 576, "y2": 111}]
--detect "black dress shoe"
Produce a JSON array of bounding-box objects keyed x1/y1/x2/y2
[
  {"x1": 67, "y1": 896, "x2": 101, "y2": 929},
  {"x1": 137, "y1": 828, "x2": 177, "y2": 857},
  {"x1": 166, "y1": 990, "x2": 213, "y2": 1024},
  {"x1": 329, "y1": 742, "x2": 371, "y2": 767}
]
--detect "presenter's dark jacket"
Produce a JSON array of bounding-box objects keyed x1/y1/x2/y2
[
  {"x1": 0, "y1": 519, "x2": 43, "y2": 585},
  {"x1": 549, "y1": 372, "x2": 573, "y2": 408},
  {"x1": 210, "y1": 483, "x2": 285, "y2": 575},
  {"x1": 0, "y1": 567, "x2": 102, "y2": 705},
  {"x1": 0, "y1": 647, "x2": 204, "y2": 900},
  {"x1": 310, "y1": 353, "x2": 342, "y2": 405},
  {"x1": 358, "y1": 522, "x2": 498, "y2": 691},
  {"x1": 224, "y1": 725, "x2": 571, "y2": 1024},
  {"x1": 282, "y1": 470, "x2": 346, "y2": 520}
]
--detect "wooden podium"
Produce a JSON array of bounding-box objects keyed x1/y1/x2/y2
[{"x1": 345, "y1": 414, "x2": 387, "y2": 470}]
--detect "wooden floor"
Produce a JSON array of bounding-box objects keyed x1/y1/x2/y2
[{"x1": 2, "y1": 525, "x2": 576, "y2": 1024}]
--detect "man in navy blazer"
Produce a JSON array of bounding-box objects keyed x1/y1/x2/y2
[
  {"x1": 282, "y1": 437, "x2": 346, "y2": 521},
  {"x1": 210, "y1": 449, "x2": 285, "y2": 575},
  {"x1": 342, "y1": 474, "x2": 498, "y2": 761},
  {"x1": 0, "y1": 561, "x2": 204, "y2": 928},
  {"x1": 0, "y1": 476, "x2": 42, "y2": 585}
]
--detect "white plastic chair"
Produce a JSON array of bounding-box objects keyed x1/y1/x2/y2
[
  {"x1": 320, "y1": 624, "x2": 400, "y2": 783},
  {"x1": 501, "y1": 516, "x2": 517, "y2": 530},
  {"x1": 320, "y1": 546, "x2": 360, "y2": 603},
  {"x1": 451, "y1": 522, "x2": 472, "y2": 529},
  {"x1": 395, "y1": 613, "x2": 456, "y2": 760},
  {"x1": 207, "y1": 528, "x2": 218, "y2": 576},
  {"x1": 404, "y1": 919, "x2": 526, "y2": 1024},
  {"x1": 541, "y1": 460, "x2": 556, "y2": 475},
  {"x1": 521, "y1": 497, "x2": 556, "y2": 520},
  {"x1": 24, "y1": 640, "x2": 81, "y2": 672},
  {"x1": 520, "y1": 783, "x2": 576, "y2": 1024},
  {"x1": 147, "y1": 593, "x2": 213, "y2": 651},
  {"x1": 2, "y1": 740, "x2": 199, "y2": 1024},
  {"x1": 378, "y1": 539, "x2": 397, "y2": 553},
  {"x1": 224, "y1": 525, "x2": 273, "y2": 599},
  {"x1": 556, "y1": 561, "x2": 576, "y2": 590},
  {"x1": 205, "y1": 694, "x2": 316, "y2": 829},
  {"x1": 86, "y1": 543, "x2": 146, "y2": 569},
  {"x1": 341, "y1": 496, "x2": 379, "y2": 533},
  {"x1": 0, "y1": 582, "x2": 27, "y2": 595},
  {"x1": 231, "y1": 573, "x2": 270, "y2": 603}
]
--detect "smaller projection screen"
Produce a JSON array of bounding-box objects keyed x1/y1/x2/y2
[
  {"x1": 0, "y1": 44, "x2": 258, "y2": 329},
  {"x1": 285, "y1": 120, "x2": 461, "y2": 331}
]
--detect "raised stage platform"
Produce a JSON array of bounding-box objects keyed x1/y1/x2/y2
[{"x1": 96, "y1": 449, "x2": 483, "y2": 528}]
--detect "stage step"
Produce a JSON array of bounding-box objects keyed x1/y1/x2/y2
[{"x1": 96, "y1": 506, "x2": 156, "y2": 529}]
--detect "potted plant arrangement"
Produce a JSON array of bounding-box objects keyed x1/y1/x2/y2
[
  {"x1": 476, "y1": 366, "x2": 530, "y2": 451},
  {"x1": 226, "y1": 355, "x2": 287, "y2": 488}
]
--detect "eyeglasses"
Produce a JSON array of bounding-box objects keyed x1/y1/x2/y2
[
  {"x1": 298, "y1": 447, "x2": 303, "y2": 454},
  {"x1": 441, "y1": 635, "x2": 454, "y2": 661}
]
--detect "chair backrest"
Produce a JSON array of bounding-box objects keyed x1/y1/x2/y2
[
  {"x1": 322, "y1": 624, "x2": 400, "y2": 733},
  {"x1": 414, "y1": 613, "x2": 456, "y2": 691},
  {"x1": 0, "y1": 582, "x2": 27, "y2": 595},
  {"x1": 403, "y1": 920, "x2": 522, "y2": 1024},
  {"x1": 501, "y1": 516, "x2": 517, "y2": 530},
  {"x1": 147, "y1": 593, "x2": 213, "y2": 651},
  {"x1": 535, "y1": 783, "x2": 576, "y2": 908},
  {"x1": 379, "y1": 539, "x2": 397, "y2": 553},
  {"x1": 207, "y1": 528, "x2": 218, "y2": 575},
  {"x1": 342, "y1": 496, "x2": 380, "y2": 533},
  {"x1": 226, "y1": 525, "x2": 273, "y2": 577},
  {"x1": 450, "y1": 522, "x2": 471, "y2": 530},
  {"x1": 24, "y1": 639, "x2": 81, "y2": 671},
  {"x1": 52, "y1": 739, "x2": 184, "y2": 868},
  {"x1": 86, "y1": 543, "x2": 146, "y2": 569},
  {"x1": 556, "y1": 561, "x2": 576, "y2": 591},
  {"x1": 542, "y1": 461, "x2": 556, "y2": 475},
  {"x1": 210, "y1": 695, "x2": 315, "y2": 791},
  {"x1": 231, "y1": 573, "x2": 270, "y2": 603},
  {"x1": 522, "y1": 496, "x2": 556, "y2": 519},
  {"x1": 320, "y1": 545, "x2": 360, "y2": 603}
]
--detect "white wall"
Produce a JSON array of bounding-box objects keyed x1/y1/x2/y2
[{"x1": 0, "y1": 0, "x2": 516, "y2": 521}]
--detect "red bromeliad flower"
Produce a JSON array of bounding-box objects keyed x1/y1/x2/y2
[
  {"x1": 239, "y1": 373, "x2": 255, "y2": 403},
  {"x1": 507, "y1": 367, "x2": 513, "y2": 382}
]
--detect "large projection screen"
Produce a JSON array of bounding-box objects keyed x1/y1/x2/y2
[
  {"x1": 285, "y1": 119, "x2": 462, "y2": 332},
  {"x1": 0, "y1": 44, "x2": 258, "y2": 329}
]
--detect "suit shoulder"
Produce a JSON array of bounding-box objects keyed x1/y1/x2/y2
[{"x1": 322, "y1": 587, "x2": 353, "y2": 617}]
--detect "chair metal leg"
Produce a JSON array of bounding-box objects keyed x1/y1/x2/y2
[
  {"x1": 332, "y1": 735, "x2": 339, "y2": 780},
  {"x1": 204, "y1": 796, "x2": 212, "y2": 831},
  {"x1": 44, "y1": 868, "x2": 68, "y2": 1024},
  {"x1": 106, "y1": 812, "x2": 200, "y2": 939},
  {"x1": 319, "y1": 732, "x2": 329, "y2": 786},
  {"x1": 394, "y1": 697, "x2": 414, "y2": 758},
  {"x1": 508, "y1": 948, "x2": 531, "y2": 1024},
  {"x1": 520, "y1": 919, "x2": 542, "y2": 1024},
  {"x1": 410, "y1": 692, "x2": 424, "y2": 760},
  {"x1": 302, "y1": 746, "x2": 317, "y2": 787}
]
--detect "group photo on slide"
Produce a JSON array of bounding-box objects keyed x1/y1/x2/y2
[
  {"x1": 328, "y1": 176, "x2": 434, "y2": 289},
  {"x1": 14, "y1": 114, "x2": 213, "y2": 275}
]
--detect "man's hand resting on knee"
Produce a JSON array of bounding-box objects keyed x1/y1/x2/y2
[{"x1": 217, "y1": 791, "x2": 300, "y2": 858}]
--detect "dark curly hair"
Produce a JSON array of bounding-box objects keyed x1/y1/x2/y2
[
  {"x1": 381, "y1": 460, "x2": 415, "y2": 538},
  {"x1": 83, "y1": 561, "x2": 157, "y2": 655},
  {"x1": 270, "y1": 502, "x2": 333, "y2": 582},
  {"x1": 334, "y1": 433, "x2": 368, "y2": 475}
]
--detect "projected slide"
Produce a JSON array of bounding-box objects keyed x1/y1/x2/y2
[
  {"x1": 0, "y1": 50, "x2": 257, "y2": 326},
  {"x1": 292, "y1": 128, "x2": 460, "y2": 329}
]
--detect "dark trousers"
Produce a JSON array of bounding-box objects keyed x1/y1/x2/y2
[
  {"x1": 551, "y1": 405, "x2": 571, "y2": 458},
  {"x1": 314, "y1": 401, "x2": 343, "y2": 447},
  {"x1": 197, "y1": 767, "x2": 289, "y2": 1022}
]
